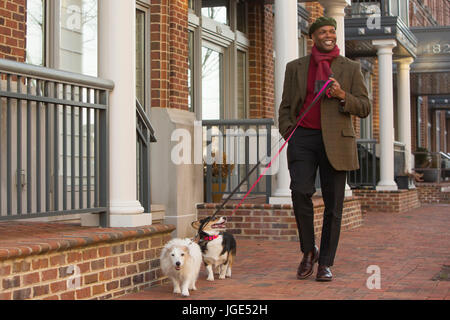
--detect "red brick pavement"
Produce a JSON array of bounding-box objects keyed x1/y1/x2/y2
[{"x1": 119, "y1": 204, "x2": 450, "y2": 300}]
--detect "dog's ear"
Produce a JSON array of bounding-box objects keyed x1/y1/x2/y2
[{"x1": 191, "y1": 220, "x2": 200, "y2": 230}]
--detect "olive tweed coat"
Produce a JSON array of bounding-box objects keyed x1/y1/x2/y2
[{"x1": 278, "y1": 55, "x2": 371, "y2": 171}]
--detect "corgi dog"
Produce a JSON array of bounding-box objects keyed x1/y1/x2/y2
[
  {"x1": 191, "y1": 216, "x2": 237, "y2": 281},
  {"x1": 160, "y1": 238, "x2": 202, "y2": 297}
]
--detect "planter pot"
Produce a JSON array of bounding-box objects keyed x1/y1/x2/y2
[
  {"x1": 423, "y1": 169, "x2": 439, "y2": 183},
  {"x1": 212, "y1": 182, "x2": 227, "y2": 203},
  {"x1": 395, "y1": 176, "x2": 409, "y2": 189}
]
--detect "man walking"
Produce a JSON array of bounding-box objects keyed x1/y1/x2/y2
[{"x1": 278, "y1": 17, "x2": 371, "y2": 281}]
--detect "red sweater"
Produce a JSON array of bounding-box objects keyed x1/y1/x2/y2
[{"x1": 298, "y1": 58, "x2": 330, "y2": 130}]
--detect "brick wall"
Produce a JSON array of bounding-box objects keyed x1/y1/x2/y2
[
  {"x1": 150, "y1": 0, "x2": 190, "y2": 111},
  {"x1": 248, "y1": 1, "x2": 275, "y2": 119},
  {"x1": 411, "y1": 94, "x2": 418, "y2": 151},
  {"x1": 416, "y1": 183, "x2": 450, "y2": 204},
  {"x1": 353, "y1": 189, "x2": 421, "y2": 213},
  {"x1": 0, "y1": 224, "x2": 175, "y2": 300},
  {"x1": 168, "y1": 0, "x2": 189, "y2": 111},
  {"x1": 371, "y1": 59, "x2": 380, "y2": 143},
  {"x1": 305, "y1": 2, "x2": 324, "y2": 53},
  {"x1": 262, "y1": 4, "x2": 275, "y2": 119},
  {"x1": 409, "y1": 0, "x2": 449, "y2": 154},
  {"x1": 0, "y1": 0, "x2": 26, "y2": 62},
  {"x1": 410, "y1": 0, "x2": 450, "y2": 27},
  {"x1": 197, "y1": 197, "x2": 363, "y2": 242},
  {"x1": 150, "y1": 0, "x2": 171, "y2": 109}
]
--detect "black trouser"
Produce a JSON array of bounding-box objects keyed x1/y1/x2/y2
[{"x1": 287, "y1": 126, "x2": 347, "y2": 267}]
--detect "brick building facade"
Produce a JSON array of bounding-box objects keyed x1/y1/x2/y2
[
  {"x1": 0, "y1": 0, "x2": 449, "y2": 300},
  {"x1": 1, "y1": 0, "x2": 447, "y2": 150},
  {"x1": 409, "y1": 0, "x2": 449, "y2": 154},
  {"x1": 0, "y1": 0, "x2": 26, "y2": 62}
]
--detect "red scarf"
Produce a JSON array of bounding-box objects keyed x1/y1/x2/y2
[
  {"x1": 299, "y1": 45, "x2": 340, "y2": 129},
  {"x1": 311, "y1": 44, "x2": 340, "y2": 82}
]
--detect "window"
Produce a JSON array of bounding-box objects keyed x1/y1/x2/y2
[
  {"x1": 188, "y1": 31, "x2": 195, "y2": 112},
  {"x1": 59, "y1": 0, "x2": 98, "y2": 76},
  {"x1": 236, "y1": 50, "x2": 247, "y2": 119},
  {"x1": 202, "y1": 44, "x2": 224, "y2": 120},
  {"x1": 189, "y1": 0, "x2": 195, "y2": 10},
  {"x1": 24, "y1": 0, "x2": 99, "y2": 192},
  {"x1": 299, "y1": 35, "x2": 307, "y2": 58},
  {"x1": 24, "y1": 0, "x2": 98, "y2": 76},
  {"x1": 26, "y1": 0, "x2": 45, "y2": 66},
  {"x1": 360, "y1": 69, "x2": 373, "y2": 139},
  {"x1": 436, "y1": 111, "x2": 441, "y2": 151},
  {"x1": 390, "y1": 0, "x2": 399, "y2": 16},
  {"x1": 236, "y1": 0, "x2": 247, "y2": 33},
  {"x1": 428, "y1": 109, "x2": 432, "y2": 150},
  {"x1": 136, "y1": 7, "x2": 147, "y2": 109},
  {"x1": 417, "y1": 96, "x2": 422, "y2": 148},
  {"x1": 189, "y1": 0, "x2": 249, "y2": 120},
  {"x1": 202, "y1": 0, "x2": 230, "y2": 26},
  {"x1": 389, "y1": 0, "x2": 409, "y2": 26},
  {"x1": 399, "y1": 0, "x2": 409, "y2": 26}
]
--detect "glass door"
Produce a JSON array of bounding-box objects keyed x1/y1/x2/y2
[{"x1": 202, "y1": 43, "x2": 225, "y2": 120}]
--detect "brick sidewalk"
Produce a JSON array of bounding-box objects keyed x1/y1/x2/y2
[{"x1": 119, "y1": 204, "x2": 450, "y2": 300}]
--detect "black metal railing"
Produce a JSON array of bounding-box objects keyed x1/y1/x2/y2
[
  {"x1": 136, "y1": 99, "x2": 156, "y2": 214},
  {"x1": 0, "y1": 59, "x2": 113, "y2": 224},
  {"x1": 348, "y1": 139, "x2": 378, "y2": 189},
  {"x1": 203, "y1": 119, "x2": 273, "y2": 203}
]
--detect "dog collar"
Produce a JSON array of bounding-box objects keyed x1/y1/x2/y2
[{"x1": 204, "y1": 235, "x2": 219, "y2": 241}]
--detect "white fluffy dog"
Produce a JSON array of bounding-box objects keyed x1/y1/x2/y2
[{"x1": 160, "y1": 238, "x2": 202, "y2": 297}]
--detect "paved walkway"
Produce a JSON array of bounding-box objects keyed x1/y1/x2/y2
[{"x1": 119, "y1": 204, "x2": 450, "y2": 300}]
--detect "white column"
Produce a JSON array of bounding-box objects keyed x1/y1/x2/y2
[
  {"x1": 373, "y1": 39, "x2": 398, "y2": 191},
  {"x1": 319, "y1": 0, "x2": 351, "y2": 56},
  {"x1": 271, "y1": 0, "x2": 298, "y2": 204},
  {"x1": 97, "y1": 0, "x2": 150, "y2": 227},
  {"x1": 396, "y1": 57, "x2": 415, "y2": 174}
]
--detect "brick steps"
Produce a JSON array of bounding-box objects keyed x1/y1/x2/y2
[
  {"x1": 353, "y1": 188, "x2": 421, "y2": 213},
  {"x1": 197, "y1": 196, "x2": 363, "y2": 241},
  {"x1": 416, "y1": 182, "x2": 450, "y2": 204}
]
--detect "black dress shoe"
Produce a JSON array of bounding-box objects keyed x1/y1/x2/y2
[
  {"x1": 316, "y1": 265, "x2": 333, "y2": 282},
  {"x1": 296, "y1": 246, "x2": 319, "y2": 280}
]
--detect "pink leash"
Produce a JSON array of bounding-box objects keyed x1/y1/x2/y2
[
  {"x1": 230, "y1": 79, "x2": 333, "y2": 216},
  {"x1": 197, "y1": 78, "x2": 334, "y2": 240}
]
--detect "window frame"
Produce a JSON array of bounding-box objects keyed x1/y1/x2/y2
[
  {"x1": 360, "y1": 68, "x2": 374, "y2": 140},
  {"x1": 29, "y1": 0, "x2": 100, "y2": 76},
  {"x1": 136, "y1": 1, "x2": 151, "y2": 113},
  {"x1": 201, "y1": 41, "x2": 227, "y2": 120},
  {"x1": 26, "y1": 0, "x2": 47, "y2": 66},
  {"x1": 189, "y1": 0, "x2": 250, "y2": 120},
  {"x1": 417, "y1": 96, "x2": 423, "y2": 148}
]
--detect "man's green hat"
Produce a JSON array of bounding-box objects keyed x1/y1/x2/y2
[{"x1": 308, "y1": 16, "x2": 337, "y2": 37}]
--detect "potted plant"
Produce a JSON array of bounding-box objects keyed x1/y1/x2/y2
[
  {"x1": 414, "y1": 147, "x2": 431, "y2": 169},
  {"x1": 414, "y1": 147, "x2": 438, "y2": 182},
  {"x1": 395, "y1": 171, "x2": 417, "y2": 189},
  {"x1": 203, "y1": 152, "x2": 235, "y2": 203}
]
